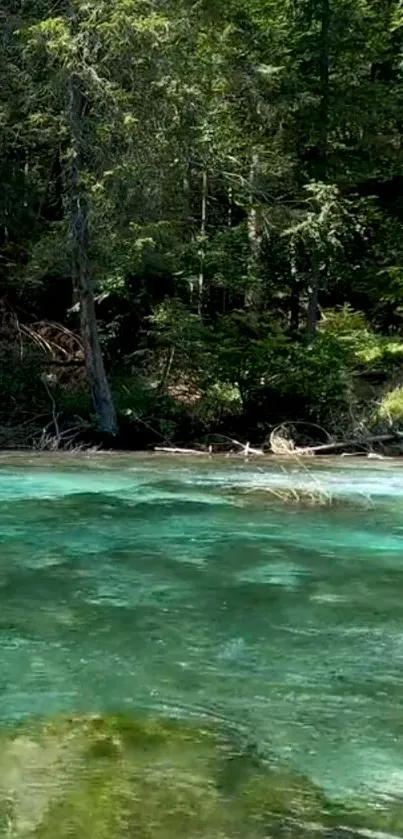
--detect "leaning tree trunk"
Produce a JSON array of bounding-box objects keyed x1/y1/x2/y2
[{"x1": 67, "y1": 74, "x2": 117, "y2": 436}]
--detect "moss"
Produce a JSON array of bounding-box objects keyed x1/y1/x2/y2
[
  {"x1": 338, "y1": 796, "x2": 403, "y2": 837},
  {"x1": 0, "y1": 715, "x2": 230, "y2": 838},
  {"x1": 233, "y1": 767, "x2": 331, "y2": 837},
  {"x1": 0, "y1": 713, "x2": 394, "y2": 839},
  {"x1": 28, "y1": 716, "x2": 231, "y2": 839},
  {"x1": 32, "y1": 772, "x2": 126, "y2": 839}
]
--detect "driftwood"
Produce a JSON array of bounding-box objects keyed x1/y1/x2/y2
[
  {"x1": 154, "y1": 446, "x2": 207, "y2": 455},
  {"x1": 231, "y1": 439, "x2": 264, "y2": 456},
  {"x1": 295, "y1": 432, "x2": 403, "y2": 456},
  {"x1": 156, "y1": 432, "x2": 403, "y2": 458},
  {"x1": 155, "y1": 440, "x2": 265, "y2": 457}
]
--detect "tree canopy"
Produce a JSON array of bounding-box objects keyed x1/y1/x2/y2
[{"x1": 1, "y1": 0, "x2": 403, "y2": 449}]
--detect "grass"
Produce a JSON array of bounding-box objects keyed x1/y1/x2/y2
[{"x1": 262, "y1": 485, "x2": 333, "y2": 505}]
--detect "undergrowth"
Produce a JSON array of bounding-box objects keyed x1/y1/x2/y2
[{"x1": 2, "y1": 305, "x2": 403, "y2": 451}]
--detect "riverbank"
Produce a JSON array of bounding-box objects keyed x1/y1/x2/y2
[{"x1": 2, "y1": 421, "x2": 403, "y2": 459}]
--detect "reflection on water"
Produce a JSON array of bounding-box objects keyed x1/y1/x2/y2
[{"x1": 0, "y1": 454, "x2": 403, "y2": 834}]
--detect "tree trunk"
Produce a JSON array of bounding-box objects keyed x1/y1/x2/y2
[
  {"x1": 245, "y1": 152, "x2": 262, "y2": 309},
  {"x1": 67, "y1": 74, "x2": 117, "y2": 436},
  {"x1": 306, "y1": 0, "x2": 330, "y2": 339},
  {"x1": 227, "y1": 186, "x2": 233, "y2": 229},
  {"x1": 306, "y1": 270, "x2": 320, "y2": 340},
  {"x1": 198, "y1": 169, "x2": 208, "y2": 315},
  {"x1": 289, "y1": 239, "x2": 300, "y2": 332}
]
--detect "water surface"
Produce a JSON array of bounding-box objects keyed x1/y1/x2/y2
[{"x1": 0, "y1": 453, "x2": 403, "y2": 805}]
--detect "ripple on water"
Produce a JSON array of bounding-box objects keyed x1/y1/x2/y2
[{"x1": 236, "y1": 561, "x2": 306, "y2": 588}]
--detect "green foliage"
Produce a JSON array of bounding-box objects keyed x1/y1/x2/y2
[
  {"x1": 111, "y1": 373, "x2": 188, "y2": 442},
  {"x1": 376, "y1": 387, "x2": 403, "y2": 425},
  {"x1": 1, "y1": 0, "x2": 403, "y2": 443},
  {"x1": 321, "y1": 306, "x2": 403, "y2": 373},
  {"x1": 190, "y1": 382, "x2": 243, "y2": 427},
  {"x1": 239, "y1": 333, "x2": 354, "y2": 426}
]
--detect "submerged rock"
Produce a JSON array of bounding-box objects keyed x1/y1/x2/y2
[{"x1": 0, "y1": 714, "x2": 395, "y2": 839}]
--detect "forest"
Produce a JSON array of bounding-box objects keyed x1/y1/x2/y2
[{"x1": 1, "y1": 0, "x2": 403, "y2": 451}]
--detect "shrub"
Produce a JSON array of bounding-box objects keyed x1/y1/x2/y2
[{"x1": 376, "y1": 386, "x2": 403, "y2": 425}]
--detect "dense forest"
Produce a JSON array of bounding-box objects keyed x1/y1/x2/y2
[{"x1": 1, "y1": 0, "x2": 403, "y2": 450}]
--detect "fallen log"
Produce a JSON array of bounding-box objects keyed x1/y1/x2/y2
[
  {"x1": 155, "y1": 447, "x2": 208, "y2": 455},
  {"x1": 295, "y1": 432, "x2": 403, "y2": 456},
  {"x1": 155, "y1": 440, "x2": 265, "y2": 457}
]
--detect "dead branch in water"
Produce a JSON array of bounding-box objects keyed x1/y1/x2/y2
[
  {"x1": 231, "y1": 439, "x2": 264, "y2": 456},
  {"x1": 155, "y1": 440, "x2": 265, "y2": 457},
  {"x1": 202, "y1": 434, "x2": 264, "y2": 456},
  {"x1": 155, "y1": 426, "x2": 403, "y2": 458},
  {"x1": 155, "y1": 447, "x2": 209, "y2": 456},
  {"x1": 295, "y1": 432, "x2": 403, "y2": 456},
  {"x1": 268, "y1": 420, "x2": 403, "y2": 456}
]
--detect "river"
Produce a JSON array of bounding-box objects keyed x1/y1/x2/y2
[{"x1": 0, "y1": 453, "x2": 403, "y2": 834}]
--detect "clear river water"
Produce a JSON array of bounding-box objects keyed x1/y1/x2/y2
[{"x1": 1, "y1": 453, "x2": 403, "y2": 833}]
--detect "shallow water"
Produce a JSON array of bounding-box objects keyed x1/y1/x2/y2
[{"x1": 1, "y1": 454, "x2": 403, "y2": 806}]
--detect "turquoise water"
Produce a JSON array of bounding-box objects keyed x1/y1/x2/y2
[{"x1": 1, "y1": 454, "x2": 403, "y2": 804}]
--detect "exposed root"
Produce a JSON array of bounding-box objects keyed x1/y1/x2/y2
[{"x1": 269, "y1": 425, "x2": 296, "y2": 456}]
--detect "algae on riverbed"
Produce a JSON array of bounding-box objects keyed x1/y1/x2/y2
[
  {"x1": 0, "y1": 713, "x2": 400, "y2": 839},
  {"x1": 0, "y1": 713, "x2": 336, "y2": 838}
]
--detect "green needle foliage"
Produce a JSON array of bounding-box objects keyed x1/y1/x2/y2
[{"x1": 1, "y1": 0, "x2": 403, "y2": 445}]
